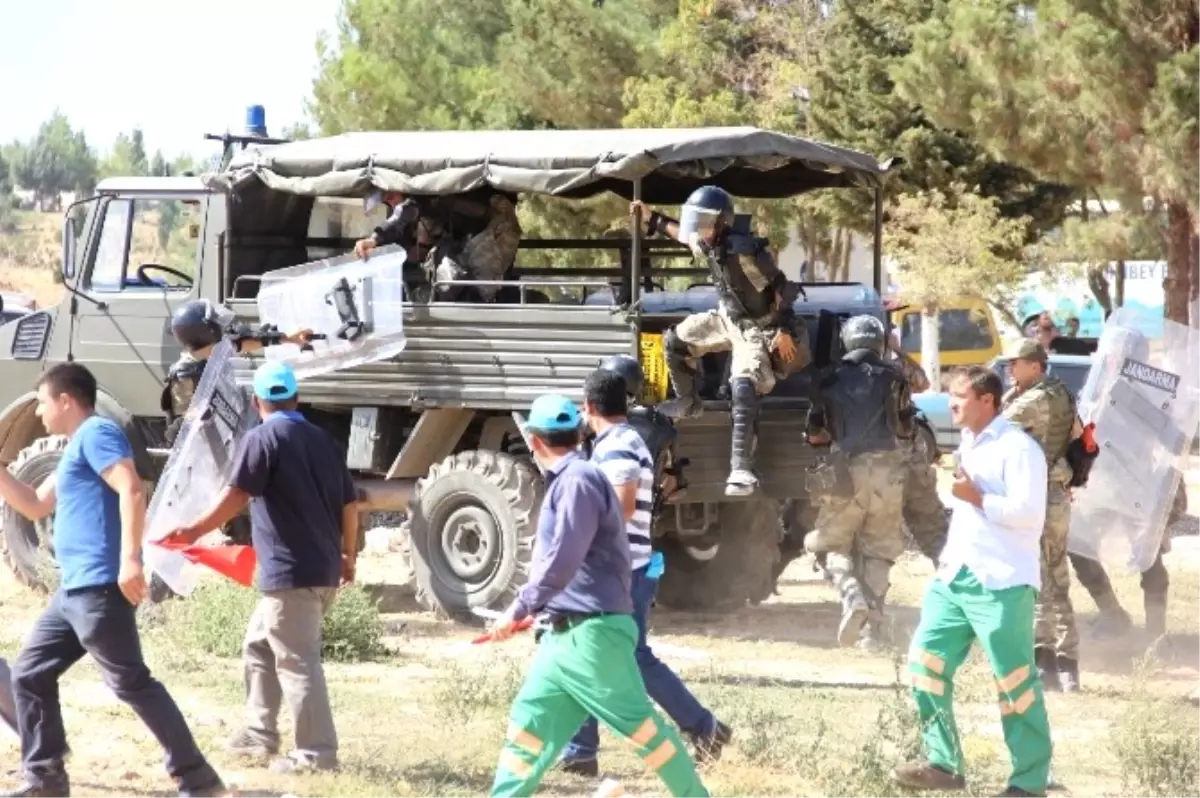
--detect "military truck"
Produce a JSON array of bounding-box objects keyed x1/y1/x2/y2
[{"x1": 0, "y1": 123, "x2": 898, "y2": 619}]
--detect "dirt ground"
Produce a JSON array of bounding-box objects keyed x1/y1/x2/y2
[{"x1": 1, "y1": 469, "x2": 1198, "y2": 797}]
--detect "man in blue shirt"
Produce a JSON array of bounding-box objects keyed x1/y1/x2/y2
[
  {"x1": 0, "y1": 363, "x2": 224, "y2": 798},
  {"x1": 166, "y1": 361, "x2": 358, "y2": 775},
  {"x1": 486, "y1": 394, "x2": 707, "y2": 798}
]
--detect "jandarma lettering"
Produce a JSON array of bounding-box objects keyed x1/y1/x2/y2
[{"x1": 1120, "y1": 358, "x2": 1180, "y2": 396}]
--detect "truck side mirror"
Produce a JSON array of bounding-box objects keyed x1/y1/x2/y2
[{"x1": 61, "y1": 216, "x2": 77, "y2": 281}]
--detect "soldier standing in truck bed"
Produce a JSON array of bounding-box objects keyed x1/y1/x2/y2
[
  {"x1": 354, "y1": 188, "x2": 521, "y2": 302},
  {"x1": 633, "y1": 186, "x2": 809, "y2": 497}
]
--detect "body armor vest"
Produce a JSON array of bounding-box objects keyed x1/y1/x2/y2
[
  {"x1": 821, "y1": 351, "x2": 904, "y2": 457},
  {"x1": 709, "y1": 235, "x2": 776, "y2": 323},
  {"x1": 162, "y1": 353, "x2": 207, "y2": 420},
  {"x1": 1005, "y1": 376, "x2": 1076, "y2": 467},
  {"x1": 627, "y1": 405, "x2": 678, "y2": 467}
]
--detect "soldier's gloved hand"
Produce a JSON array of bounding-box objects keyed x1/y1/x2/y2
[
  {"x1": 354, "y1": 237, "x2": 378, "y2": 259},
  {"x1": 283, "y1": 329, "x2": 315, "y2": 346},
  {"x1": 772, "y1": 328, "x2": 798, "y2": 364}
]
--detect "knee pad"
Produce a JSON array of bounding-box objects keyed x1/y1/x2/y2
[{"x1": 730, "y1": 376, "x2": 757, "y2": 406}]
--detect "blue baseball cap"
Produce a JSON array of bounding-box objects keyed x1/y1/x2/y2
[
  {"x1": 526, "y1": 394, "x2": 581, "y2": 432},
  {"x1": 252, "y1": 360, "x2": 298, "y2": 401}
]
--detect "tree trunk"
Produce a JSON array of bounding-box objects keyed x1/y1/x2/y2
[
  {"x1": 1114, "y1": 259, "x2": 1125, "y2": 307},
  {"x1": 1086, "y1": 264, "x2": 1113, "y2": 318},
  {"x1": 921, "y1": 303, "x2": 941, "y2": 393},
  {"x1": 1164, "y1": 202, "x2": 1193, "y2": 326}
]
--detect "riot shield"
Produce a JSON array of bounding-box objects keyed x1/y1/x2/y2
[
  {"x1": 144, "y1": 340, "x2": 259, "y2": 596},
  {"x1": 1068, "y1": 306, "x2": 1200, "y2": 572},
  {"x1": 255, "y1": 245, "x2": 408, "y2": 380}
]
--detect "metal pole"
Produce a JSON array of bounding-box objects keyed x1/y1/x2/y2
[{"x1": 629, "y1": 179, "x2": 644, "y2": 356}]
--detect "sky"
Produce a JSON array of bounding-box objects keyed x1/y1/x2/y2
[{"x1": 0, "y1": 0, "x2": 342, "y2": 161}]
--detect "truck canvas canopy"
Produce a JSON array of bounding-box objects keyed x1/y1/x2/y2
[{"x1": 206, "y1": 126, "x2": 893, "y2": 202}]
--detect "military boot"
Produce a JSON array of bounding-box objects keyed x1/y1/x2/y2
[
  {"x1": 725, "y1": 377, "x2": 760, "y2": 497},
  {"x1": 835, "y1": 578, "x2": 870, "y2": 647},
  {"x1": 1089, "y1": 590, "x2": 1133, "y2": 639},
  {"x1": 1144, "y1": 598, "x2": 1168, "y2": 640},
  {"x1": 1035, "y1": 647, "x2": 1060, "y2": 691},
  {"x1": 1055, "y1": 655, "x2": 1081, "y2": 693},
  {"x1": 659, "y1": 344, "x2": 704, "y2": 419}
]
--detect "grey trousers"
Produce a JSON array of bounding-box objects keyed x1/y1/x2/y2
[
  {"x1": 243, "y1": 588, "x2": 338, "y2": 765},
  {"x1": 1, "y1": 657, "x2": 16, "y2": 736}
]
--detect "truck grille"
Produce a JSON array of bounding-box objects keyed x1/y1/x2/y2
[{"x1": 11, "y1": 312, "x2": 51, "y2": 360}]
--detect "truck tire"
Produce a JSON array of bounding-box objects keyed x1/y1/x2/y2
[
  {"x1": 0, "y1": 436, "x2": 66, "y2": 592},
  {"x1": 404, "y1": 450, "x2": 542, "y2": 620},
  {"x1": 655, "y1": 499, "x2": 781, "y2": 612}
]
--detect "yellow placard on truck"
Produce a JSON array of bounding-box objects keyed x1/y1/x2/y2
[{"x1": 639, "y1": 333, "x2": 669, "y2": 404}]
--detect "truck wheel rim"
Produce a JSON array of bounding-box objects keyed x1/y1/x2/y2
[{"x1": 439, "y1": 502, "x2": 499, "y2": 582}]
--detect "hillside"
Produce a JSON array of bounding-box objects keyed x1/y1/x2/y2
[{"x1": 0, "y1": 210, "x2": 65, "y2": 309}]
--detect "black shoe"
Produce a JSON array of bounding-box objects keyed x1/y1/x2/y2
[
  {"x1": 559, "y1": 758, "x2": 599, "y2": 778},
  {"x1": 1, "y1": 781, "x2": 70, "y2": 798},
  {"x1": 177, "y1": 768, "x2": 225, "y2": 796},
  {"x1": 690, "y1": 720, "x2": 733, "y2": 763}
]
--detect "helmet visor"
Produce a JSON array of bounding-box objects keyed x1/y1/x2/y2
[{"x1": 677, "y1": 204, "x2": 720, "y2": 245}]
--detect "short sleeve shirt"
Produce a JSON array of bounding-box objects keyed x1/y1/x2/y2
[
  {"x1": 229, "y1": 411, "x2": 357, "y2": 591},
  {"x1": 55, "y1": 416, "x2": 134, "y2": 590}
]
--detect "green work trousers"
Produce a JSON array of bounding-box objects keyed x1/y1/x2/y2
[
  {"x1": 489, "y1": 614, "x2": 708, "y2": 798},
  {"x1": 908, "y1": 566, "x2": 1052, "y2": 795}
]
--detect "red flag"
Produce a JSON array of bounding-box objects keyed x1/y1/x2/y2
[{"x1": 152, "y1": 539, "x2": 257, "y2": 587}]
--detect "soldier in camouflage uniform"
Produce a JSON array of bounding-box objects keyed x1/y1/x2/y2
[
  {"x1": 636, "y1": 186, "x2": 809, "y2": 497},
  {"x1": 805, "y1": 315, "x2": 914, "y2": 650},
  {"x1": 886, "y1": 335, "x2": 948, "y2": 564},
  {"x1": 355, "y1": 188, "x2": 521, "y2": 302},
  {"x1": 1001, "y1": 340, "x2": 1081, "y2": 692}
]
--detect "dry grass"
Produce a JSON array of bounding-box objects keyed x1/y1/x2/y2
[
  {"x1": 1, "y1": 528, "x2": 1197, "y2": 798},
  {"x1": 0, "y1": 210, "x2": 65, "y2": 308}
]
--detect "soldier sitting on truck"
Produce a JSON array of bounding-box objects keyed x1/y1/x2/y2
[
  {"x1": 353, "y1": 188, "x2": 521, "y2": 303},
  {"x1": 163, "y1": 299, "x2": 312, "y2": 446},
  {"x1": 634, "y1": 186, "x2": 809, "y2": 497}
]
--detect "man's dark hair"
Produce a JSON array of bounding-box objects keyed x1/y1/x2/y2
[
  {"x1": 584, "y1": 370, "x2": 629, "y2": 419},
  {"x1": 37, "y1": 362, "x2": 97, "y2": 409},
  {"x1": 258, "y1": 396, "x2": 300, "y2": 414},
  {"x1": 527, "y1": 427, "x2": 582, "y2": 449},
  {"x1": 952, "y1": 366, "x2": 1003, "y2": 411}
]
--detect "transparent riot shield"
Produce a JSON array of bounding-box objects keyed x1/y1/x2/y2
[
  {"x1": 255, "y1": 245, "x2": 408, "y2": 380},
  {"x1": 144, "y1": 340, "x2": 259, "y2": 596},
  {"x1": 1068, "y1": 306, "x2": 1200, "y2": 572}
]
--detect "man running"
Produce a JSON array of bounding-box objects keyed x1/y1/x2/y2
[
  {"x1": 559, "y1": 367, "x2": 731, "y2": 777},
  {"x1": 0, "y1": 363, "x2": 224, "y2": 798},
  {"x1": 486, "y1": 394, "x2": 708, "y2": 798}
]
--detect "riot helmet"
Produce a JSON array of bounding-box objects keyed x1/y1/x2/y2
[
  {"x1": 840, "y1": 315, "x2": 887, "y2": 355},
  {"x1": 597, "y1": 354, "x2": 644, "y2": 399},
  {"x1": 170, "y1": 300, "x2": 223, "y2": 351},
  {"x1": 677, "y1": 186, "x2": 735, "y2": 250}
]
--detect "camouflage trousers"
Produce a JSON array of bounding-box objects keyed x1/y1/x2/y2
[
  {"x1": 456, "y1": 194, "x2": 521, "y2": 301},
  {"x1": 675, "y1": 309, "x2": 811, "y2": 395},
  {"x1": 903, "y1": 450, "x2": 947, "y2": 564},
  {"x1": 1035, "y1": 483, "x2": 1079, "y2": 661},
  {"x1": 806, "y1": 450, "x2": 906, "y2": 624}
]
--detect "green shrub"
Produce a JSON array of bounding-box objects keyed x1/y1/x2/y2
[
  {"x1": 1111, "y1": 661, "x2": 1200, "y2": 797},
  {"x1": 164, "y1": 579, "x2": 387, "y2": 663}
]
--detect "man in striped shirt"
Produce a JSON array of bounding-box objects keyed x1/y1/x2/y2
[{"x1": 559, "y1": 367, "x2": 731, "y2": 778}]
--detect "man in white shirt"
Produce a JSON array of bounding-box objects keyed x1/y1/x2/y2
[{"x1": 892, "y1": 366, "x2": 1053, "y2": 798}]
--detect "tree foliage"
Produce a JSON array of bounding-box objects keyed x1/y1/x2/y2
[
  {"x1": 101, "y1": 128, "x2": 150, "y2": 178},
  {"x1": 11, "y1": 111, "x2": 98, "y2": 207},
  {"x1": 893, "y1": 0, "x2": 1199, "y2": 323}
]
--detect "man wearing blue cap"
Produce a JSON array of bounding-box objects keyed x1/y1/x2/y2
[
  {"x1": 486, "y1": 394, "x2": 708, "y2": 798},
  {"x1": 167, "y1": 361, "x2": 359, "y2": 775}
]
